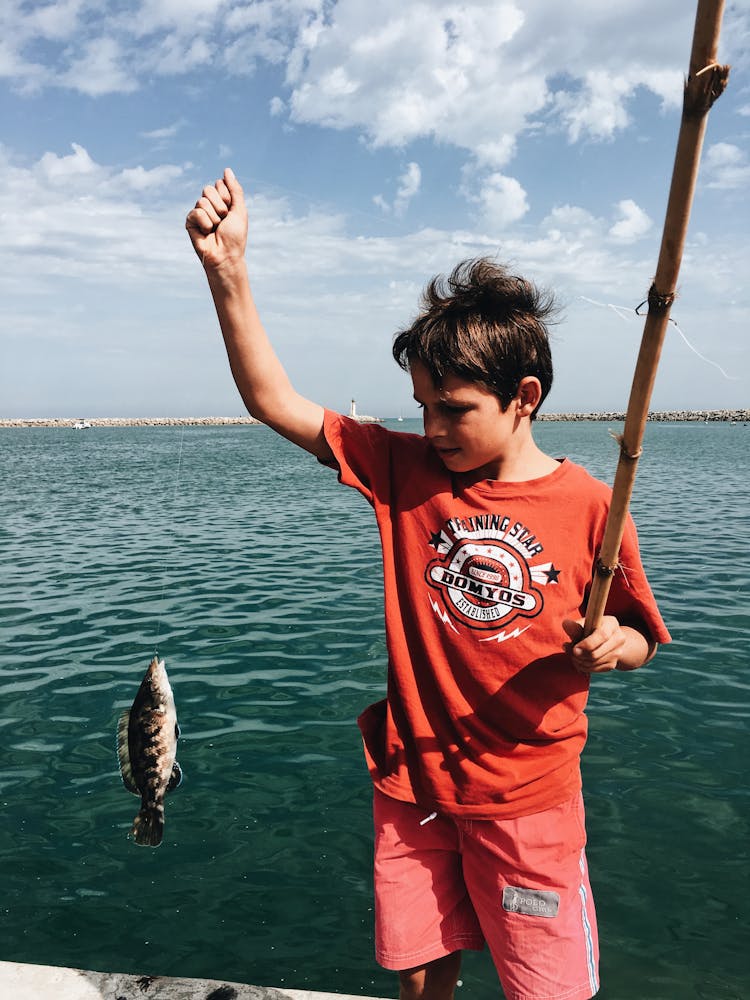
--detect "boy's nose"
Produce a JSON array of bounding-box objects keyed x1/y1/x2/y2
[{"x1": 422, "y1": 410, "x2": 445, "y2": 440}]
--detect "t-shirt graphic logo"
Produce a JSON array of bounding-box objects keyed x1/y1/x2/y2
[{"x1": 426, "y1": 530, "x2": 544, "y2": 632}]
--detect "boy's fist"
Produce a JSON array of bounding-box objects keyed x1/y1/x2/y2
[
  {"x1": 186, "y1": 167, "x2": 248, "y2": 271},
  {"x1": 562, "y1": 616, "x2": 627, "y2": 674}
]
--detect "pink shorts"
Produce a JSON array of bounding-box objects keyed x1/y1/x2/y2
[{"x1": 373, "y1": 788, "x2": 599, "y2": 1000}]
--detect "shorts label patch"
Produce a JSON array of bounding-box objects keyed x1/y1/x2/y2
[{"x1": 502, "y1": 885, "x2": 560, "y2": 918}]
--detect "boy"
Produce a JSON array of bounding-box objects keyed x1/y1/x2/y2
[{"x1": 186, "y1": 169, "x2": 670, "y2": 1000}]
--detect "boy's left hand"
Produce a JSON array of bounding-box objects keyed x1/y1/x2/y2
[{"x1": 562, "y1": 616, "x2": 633, "y2": 673}]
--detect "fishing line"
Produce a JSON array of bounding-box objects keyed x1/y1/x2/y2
[
  {"x1": 153, "y1": 423, "x2": 187, "y2": 656},
  {"x1": 669, "y1": 323, "x2": 739, "y2": 382},
  {"x1": 579, "y1": 296, "x2": 740, "y2": 382}
]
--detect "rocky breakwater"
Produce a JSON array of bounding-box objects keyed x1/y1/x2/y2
[
  {"x1": 1, "y1": 410, "x2": 748, "y2": 428},
  {"x1": 538, "y1": 409, "x2": 749, "y2": 422},
  {"x1": 0, "y1": 416, "x2": 262, "y2": 428}
]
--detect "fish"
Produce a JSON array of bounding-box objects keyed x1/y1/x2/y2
[{"x1": 117, "y1": 656, "x2": 182, "y2": 847}]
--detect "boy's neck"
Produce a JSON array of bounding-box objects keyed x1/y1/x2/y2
[{"x1": 463, "y1": 437, "x2": 560, "y2": 485}]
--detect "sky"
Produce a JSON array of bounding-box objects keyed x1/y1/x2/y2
[{"x1": 1, "y1": 0, "x2": 748, "y2": 419}]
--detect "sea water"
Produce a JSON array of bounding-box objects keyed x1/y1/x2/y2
[{"x1": 1, "y1": 420, "x2": 748, "y2": 999}]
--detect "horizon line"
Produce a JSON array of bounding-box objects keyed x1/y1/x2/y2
[{"x1": 1, "y1": 408, "x2": 748, "y2": 428}]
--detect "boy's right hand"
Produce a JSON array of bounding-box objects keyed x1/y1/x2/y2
[{"x1": 185, "y1": 167, "x2": 248, "y2": 272}]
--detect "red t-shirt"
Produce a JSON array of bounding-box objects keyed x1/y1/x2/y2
[{"x1": 323, "y1": 411, "x2": 671, "y2": 819}]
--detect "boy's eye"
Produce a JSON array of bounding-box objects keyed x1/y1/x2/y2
[{"x1": 414, "y1": 400, "x2": 469, "y2": 415}]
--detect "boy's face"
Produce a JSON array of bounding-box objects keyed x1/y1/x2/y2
[{"x1": 410, "y1": 360, "x2": 522, "y2": 480}]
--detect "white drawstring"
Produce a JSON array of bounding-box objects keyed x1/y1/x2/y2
[{"x1": 419, "y1": 811, "x2": 438, "y2": 826}]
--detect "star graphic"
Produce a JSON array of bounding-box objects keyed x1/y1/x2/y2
[
  {"x1": 429, "y1": 531, "x2": 444, "y2": 550},
  {"x1": 545, "y1": 564, "x2": 561, "y2": 584}
]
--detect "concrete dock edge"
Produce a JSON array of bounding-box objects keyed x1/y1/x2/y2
[{"x1": 0, "y1": 961, "x2": 391, "y2": 1000}]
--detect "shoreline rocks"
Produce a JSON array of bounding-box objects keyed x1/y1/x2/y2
[
  {"x1": 537, "y1": 409, "x2": 749, "y2": 423},
  {"x1": 0, "y1": 409, "x2": 747, "y2": 428},
  {"x1": 0, "y1": 416, "x2": 263, "y2": 428}
]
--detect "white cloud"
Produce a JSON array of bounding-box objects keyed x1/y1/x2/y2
[
  {"x1": 1, "y1": 140, "x2": 747, "y2": 417},
  {"x1": 0, "y1": 146, "x2": 188, "y2": 283},
  {"x1": 26, "y1": 0, "x2": 85, "y2": 41},
  {"x1": 543, "y1": 204, "x2": 598, "y2": 233},
  {"x1": 132, "y1": 0, "x2": 228, "y2": 37},
  {"x1": 703, "y1": 143, "x2": 750, "y2": 191},
  {"x1": 609, "y1": 199, "x2": 653, "y2": 243},
  {"x1": 225, "y1": 2, "x2": 275, "y2": 33},
  {"x1": 1, "y1": 3, "x2": 747, "y2": 420},
  {"x1": 3, "y1": 141, "x2": 726, "y2": 311},
  {"x1": 223, "y1": 31, "x2": 287, "y2": 74},
  {"x1": 555, "y1": 71, "x2": 636, "y2": 143},
  {"x1": 540, "y1": 204, "x2": 599, "y2": 256},
  {"x1": 474, "y1": 136, "x2": 517, "y2": 170},
  {"x1": 112, "y1": 164, "x2": 186, "y2": 192},
  {"x1": 554, "y1": 64, "x2": 683, "y2": 142},
  {"x1": 0, "y1": 0, "x2": 319, "y2": 96},
  {"x1": 59, "y1": 37, "x2": 137, "y2": 96},
  {"x1": 282, "y1": 0, "x2": 698, "y2": 160},
  {"x1": 0, "y1": 144, "x2": 613, "y2": 299},
  {"x1": 0, "y1": 0, "x2": 718, "y2": 172},
  {"x1": 37, "y1": 143, "x2": 100, "y2": 183},
  {"x1": 141, "y1": 120, "x2": 186, "y2": 141},
  {"x1": 475, "y1": 173, "x2": 529, "y2": 229},
  {"x1": 143, "y1": 33, "x2": 214, "y2": 75},
  {"x1": 374, "y1": 162, "x2": 422, "y2": 217},
  {"x1": 286, "y1": 1, "x2": 539, "y2": 153},
  {"x1": 396, "y1": 162, "x2": 422, "y2": 212}
]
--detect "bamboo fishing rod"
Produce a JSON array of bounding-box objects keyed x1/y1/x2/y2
[{"x1": 583, "y1": 0, "x2": 730, "y2": 636}]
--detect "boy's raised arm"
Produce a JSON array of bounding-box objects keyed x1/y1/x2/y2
[{"x1": 186, "y1": 168, "x2": 333, "y2": 462}]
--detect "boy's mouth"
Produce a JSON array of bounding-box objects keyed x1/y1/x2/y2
[{"x1": 435, "y1": 446, "x2": 462, "y2": 462}]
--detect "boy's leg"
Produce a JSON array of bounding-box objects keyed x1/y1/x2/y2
[
  {"x1": 398, "y1": 951, "x2": 462, "y2": 1000},
  {"x1": 372, "y1": 788, "x2": 484, "y2": 975},
  {"x1": 461, "y1": 792, "x2": 599, "y2": 1000}
]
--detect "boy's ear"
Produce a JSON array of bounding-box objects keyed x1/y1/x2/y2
[{"x1": 515, "y1": 376, "x2": 543, "y2": 416}]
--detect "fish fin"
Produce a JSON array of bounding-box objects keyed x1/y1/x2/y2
[
  {"x1": 116, "y1": 711, "x2": 139, "y2": 795},
  {"x1": 175, "y1": 722, "x2": 181, "y2": 740},
  {"x1": 166, "y1": 761, "x2": 183, "y2": 794},
  {"x1": 132, "y1": 805, "x2": 164, "y2": 847}
]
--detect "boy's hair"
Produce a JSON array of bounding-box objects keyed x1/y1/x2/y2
[{"x1": 392, "y1": 257, "x2": 555, "y2": 418}]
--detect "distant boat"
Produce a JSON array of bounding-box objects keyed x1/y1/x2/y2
[{"x1": 73, "y1": 419, "x2": 92, "y2": 430}]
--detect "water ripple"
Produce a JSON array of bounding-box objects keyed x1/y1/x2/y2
[{"x1": 1, "y1": 422, "x2": 748, "y2": 999}]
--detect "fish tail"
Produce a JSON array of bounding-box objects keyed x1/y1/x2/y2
[{"x1": 132, "y1": 804, "x2": 165, "y2": 847}]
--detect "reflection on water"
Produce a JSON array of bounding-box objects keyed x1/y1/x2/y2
[{"x1": 1, "y1": 422, "x2": 748, "y2": 999}]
